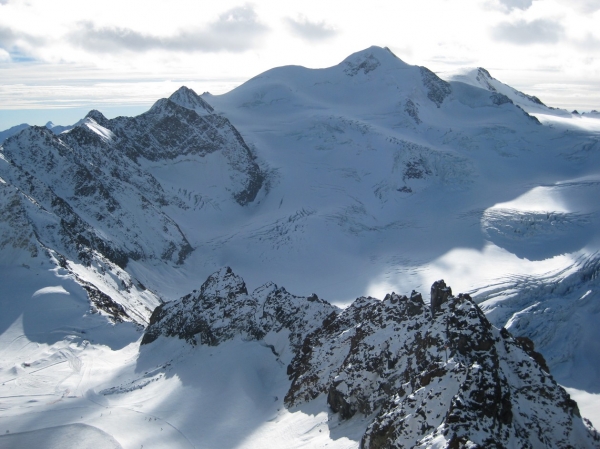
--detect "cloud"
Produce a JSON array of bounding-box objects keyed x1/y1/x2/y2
[
  {"x1": 557, "y1": 0, "x2": 600, "y2": 13},
  {"x1": 0, "y1": 24, "x2": 44, "y2": 54},
  {"x1": 492, "y1": 18, "x2": 565, "y2": 45},
  {"x1": 497, "y1": 0, "x2": 533, "y2": 11},
  {"x1": 286, "y1": 16, "x2": 337, "y2": 42},
  {"x1": 572, "y1": 33, "x2": 600, "y2": 51},
  {"x1": 70, "y1": 4, "x2": 268, "y2": 54}
]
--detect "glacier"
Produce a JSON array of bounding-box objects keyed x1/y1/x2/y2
[{"x1": 0, "y1": 45, "x2": 599, "y2": 448}]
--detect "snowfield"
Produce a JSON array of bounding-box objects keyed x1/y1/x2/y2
[{"x1": 1, "y1": 46, "x2": 599, "y2": 447}]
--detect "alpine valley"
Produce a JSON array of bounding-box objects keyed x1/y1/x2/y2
[{"x1": 0, "y1": 46, "x2": 599, "y2": 448}]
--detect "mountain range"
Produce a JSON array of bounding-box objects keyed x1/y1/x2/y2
[{"x1": 0, "y1": 46, "x2": 599, "y2": 448}]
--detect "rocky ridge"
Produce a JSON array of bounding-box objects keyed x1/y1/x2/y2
[
  {"x1": 142, "y1": 268, "x2": 600, "y2": 449},
  {"x1": 142, "y1": 267, "x2": 338, "y2": 355},
  {"x1": 0, "y1": 87, "x2": 266, "y2": 324}
]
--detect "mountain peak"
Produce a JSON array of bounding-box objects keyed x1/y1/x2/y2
[
  {"x1": 341, "y1": 45, "x2": 410, "y2": 76},
  {"x1": 84, "y1": 109, "x2": 110, "y2": 127},
  {"x1": 168, "y1": 86, "x2": 214, "y2": 116},
  {"x1": 446, "y1": 66, "x2": 560, "y2": 115}
]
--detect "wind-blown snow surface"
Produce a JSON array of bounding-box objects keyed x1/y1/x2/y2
[{"x1": 1, "y1": 46, "x2": 600, "y2": 446}]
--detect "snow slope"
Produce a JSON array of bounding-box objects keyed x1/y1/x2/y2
[
  {"x1": 2, "y1": 268, "x2": 598, "y2": 448},
  {"x1": 1, "y1": 45, "x2": 600, "y2": 447}
]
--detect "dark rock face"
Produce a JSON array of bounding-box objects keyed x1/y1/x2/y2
[
  {"x1": 141, "y1": 267, "x2": 339, "y2": 349},
  {"x1": 0, "y1": 86, "x2": 266, "y2": 276},
  {"x1": 283, "y1": 281, "x2": 600, "y2": 449},
  {"x1": 0, "y1": 125, "x2": 191, "y2": 268},
  {"x1": 404, "y1": 99, "x2": 422, "y2": 125},
  {"x1": 110, "y1": 87, "x2": 264, "y2": 206},
  {"x1": 345, "y1": 54, "x2": 382, "y2": 76},
  {"x1": 419, "y1": 67, "x2": 452, "y2": 108},
  {"x1": 490, "y1": 92, "x2": 513, "y2": 106},
  {"x1": 430, "y1": 279, "x2": 452, "y2": 316},
  {"x1": 142, "y1": 268, "x2": 599, "y2": 447}
]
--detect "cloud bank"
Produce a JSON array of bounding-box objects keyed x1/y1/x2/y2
[
  {"x1": 559, "y1": 0, "x2": 600, "y2": 13},
  {"x1": 492, "y1": 18, "x2": 565, "y2": 45},
  {"x1": 70, "y1": 5, "x2": 268, "y2": 53},
  {"x1": 497, "y1": 0, "x2": 533, "y2": 11},
  {"x1": 286, "y1": 16, "x2": 337, "y2": 42}
]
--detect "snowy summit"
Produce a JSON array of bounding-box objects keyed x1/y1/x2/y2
[{"x1": 1, "y1": 46, "x2": 600, "y2": 448}]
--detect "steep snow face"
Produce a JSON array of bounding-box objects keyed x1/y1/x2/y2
[{"x1": 445, "y1": 67, "x2": 571, "y2": 117}]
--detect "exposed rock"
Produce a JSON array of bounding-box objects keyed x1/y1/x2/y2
[
  {"x1": 419, "y1": 67, "x2": 452, "y2": 108},
  {"x1": 404, "y1": 99, "x2": 422, "y2": 124},
  {"x1": 141, "y1": 267, "x2": 339, "y2": 349},
  {"x1": 430, "y1": 279, "x2": 452, "y2": 316},
  {"x1": 490, "y1": 92, "x2": 513, "y2": 106},
  {"x1": 283, "y1": 280, "x2": 600, "y2": 449},
  {"x1": 345, "y1": 54, "x2": 381, "y2": 76}
]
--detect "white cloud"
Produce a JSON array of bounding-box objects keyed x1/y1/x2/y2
[
  {"x1": 492, "y1": 18, "x2": 565, "y2": 44},
  {"x1": 286, "y1": 16, "x2": 337, "y2": 42},
  {"x1": 69, "y1": 4, "x2": 269, "y2": 54},
  {"x1": 557, "y1": 0, "x2": 600, "y2": 14},
  {"x1": 0, "y1": 0, "x2": 599, "y2": 126},
  {"x1": 498, "y1": 0, "x2": 533, "y2": 11},
  {"x1": 0, "y1": 24, "x2": 45, "y2": 58},
  {"x1": 571, "y1": 32, "x2": 600, "y2": 51}
]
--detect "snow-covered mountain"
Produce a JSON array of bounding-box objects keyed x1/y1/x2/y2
[
  {"x1": 0, "y1": 122, "x2": 30, "y2": 143},
  {"x1": 0, "y1": 120, "x2": 83, "y2": 145},
  {"x1": 141, "y1": 268, "x2": 599, "y2": 448},
  {"x1": 1, "y1": 45, "x2": 599, "y2": 448},
  {"x1": 445, "y1": 66, "x2": 571, "y2": 117}
]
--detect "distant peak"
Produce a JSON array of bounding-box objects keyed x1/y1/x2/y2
[
  {"x1": 473, "y1": 67, "x2": 497, "y2": 92},
  {"x1": 85, "y1": 109, "x2": 109, "y2": 126},
  {"x1": 170, "y1": 85, "x2": 197, "y2": 98},
  {"x1": 477, "y1": 67, "x2": 493, "y2": 79},
  {"x1": 341, "y1": 45, "x2": 410, "y2": 76},
  {"x1": 169, "y1": 86, "x2": 214, "y2": 115}
]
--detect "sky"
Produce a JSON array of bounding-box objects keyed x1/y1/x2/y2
[{"x1": 0, "y1": 0, "x2": 599, "y2": 130}]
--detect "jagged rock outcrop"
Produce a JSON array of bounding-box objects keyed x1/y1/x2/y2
[
  {"x1": 284, "y1": 281, "x2": 600, "y2": 449},
  {"x1": 0, "y1": 86, "x2": 265, "y2": 271},
  {"x1": 0, "y1": 87, "x2": 267, "y2": 325},
  {"x1": 141, "y1": 268, "x2": 599, "y2": 448},
  {"x1": 430, "y1": 279, "x2": 451, "y2": 315},
  {"x1": 0, "y1": 124, "x2": 190, "y2": 267},
  {"x1": 141, "y1": 267, "x2": 339, "y2": 350}
]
